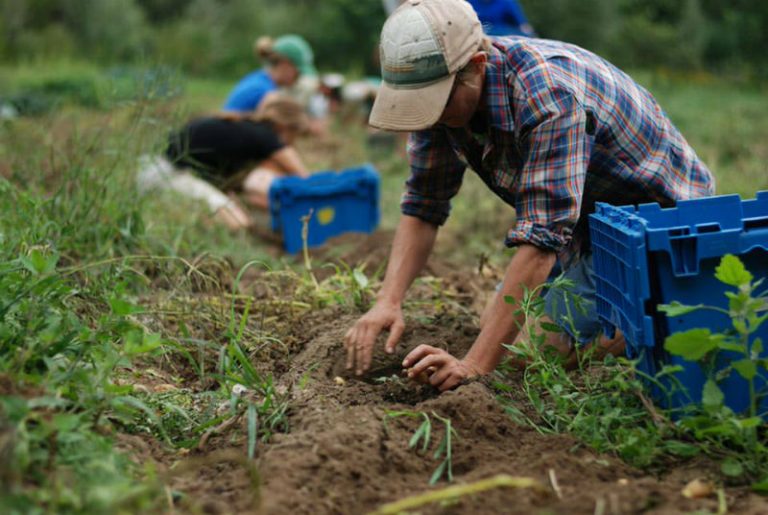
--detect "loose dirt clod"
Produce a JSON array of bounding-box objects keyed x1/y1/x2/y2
[
  {"x1": 682, "y1": 478, "x2": 716, "y2": 499},
  {"x1": 406, "y1": 367, "x2": 434, "y2": 385}
]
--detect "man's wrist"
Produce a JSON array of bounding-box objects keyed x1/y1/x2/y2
[
  {"x1": 376, "y1": 291, "x2": 403, "y2": 308},
  {"x1": 461, "y1": 356, "x2": 492, "y2": 376}
]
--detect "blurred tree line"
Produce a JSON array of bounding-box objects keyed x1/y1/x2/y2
[{"x1": 0, "y1": 0, "x2": 766, "y2": 78}]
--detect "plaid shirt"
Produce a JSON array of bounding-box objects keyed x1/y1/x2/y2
[{"x1": 402, "y1": 37, "x2": 715, "y2": 257}]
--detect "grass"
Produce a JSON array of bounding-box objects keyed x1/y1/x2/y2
[
  {"x1": 383, "y1": 410, "x2": 458, "y2": 485},
  {"x1": 635, "y1": 71, "x2": 768, "y2": 197},
  {"x1": 493, "y1": 261, "x2": 768, "y2": 490},
  {"x1": 368, "y1": 474, "x2": 547, "y2": 515},
  {"x1": 0, "y1": 59, "x2": 767, "y2": 512}
]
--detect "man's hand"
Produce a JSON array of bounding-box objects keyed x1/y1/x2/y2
[
  {"x1": 344, "y1": 301, "x2": 405, "y2": 375},
  {"x1": 402, "y1": 345, "x2": 482, "y2": 392}
]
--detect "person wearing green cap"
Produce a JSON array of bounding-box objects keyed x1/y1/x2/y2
[{"x1": 223, "y1": 34, "x2": 316, "y2": 113}]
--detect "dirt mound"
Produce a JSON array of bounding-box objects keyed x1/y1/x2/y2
[
  {"x1": 260, "y1": 386, "x2": 669, "y2": 515},
  {"x1": 132, "y1": 247, "x2": 767, "y2": 514},
  {"x1": 248, "y1": 314, "x2": 760, "y2": 515}
]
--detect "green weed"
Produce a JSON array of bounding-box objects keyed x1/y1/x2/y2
[
  {"x1": 495, "y1": 254, "x2": 768, "y2": 489},
  {"x1": 659, "y1": 254, "x2": 768, "y2": 486},
  {"x1": 495, "y1": 275, "x2": 692, "y2": 469},
  {"x1": 0, "y1": 246, "x2": 166, "y2": 512},
  {"x1": 383, "y1": 410, "x2": 459, "y2": 485}
]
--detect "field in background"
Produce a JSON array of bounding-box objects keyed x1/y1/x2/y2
[
  {"x1": 3, "y1": 63, "x2": 766, "y2": 266},
  {"x1": 1, "y1": 62, "x2": 768, "y2": 513}
]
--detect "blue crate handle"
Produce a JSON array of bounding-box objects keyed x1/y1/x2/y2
[
  {"x1": 278, "y1": 177, "x2": 374, "y2": 200},
  {"x1": 639, "y1": 193, "x2": 768, "y2": 276},
  {"x1": 590, "y1": 202, "x2": 656, "y2": 350}
]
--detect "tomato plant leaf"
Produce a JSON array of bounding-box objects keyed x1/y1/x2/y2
[
  {"x1": 664, "y1": 329, "x2": 718, "y2": 361},
  {"x1": 715, "y1": 254, "x2": 753, "y2": 287}
]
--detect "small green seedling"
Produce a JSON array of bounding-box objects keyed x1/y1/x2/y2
[{"x1": 383, "y1": 410, "x2": 458, "y2": 485}]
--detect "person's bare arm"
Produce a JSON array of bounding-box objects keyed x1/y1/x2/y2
[
  {"x1": 465, "y1": 244, "x2": 556, "y2": 371},
  {"x1": 269, "y1": 147, "x2": 309, "y2": 177},
  {"x1": 344, "y1": 215, "x2": 438, "y2": 375},
  {"x1": 404, "y1": 244, "x2": 556, "y2": 390}
]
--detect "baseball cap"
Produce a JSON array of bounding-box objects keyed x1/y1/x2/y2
[
  {"x1": 272, "y1": 35, "x2": 316, "y2": 76},
  {"x1": 369, "y1": 0, "x2": 483, "y2": 131}
]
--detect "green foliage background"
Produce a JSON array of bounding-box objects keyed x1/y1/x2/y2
[{"x1": 1, "y1": 0, "x2": 767, "y2": 77}]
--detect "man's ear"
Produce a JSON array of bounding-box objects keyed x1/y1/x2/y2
[{"x1": 469, "y1": 51, "x2": 487, "y2": 71}]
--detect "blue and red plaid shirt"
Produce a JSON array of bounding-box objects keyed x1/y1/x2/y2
[{"x1": 402, "y1": 37, "x2": 715, "y2": 258}]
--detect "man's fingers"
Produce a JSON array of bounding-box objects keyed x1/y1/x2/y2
[
  {"x1": 428, "y1": 365, "x2": 453, "y2": 387},
  {"x1": 402, "y1": 344, "x2": 439, "y2": 368},
  {"x1": 408, "y1": 353, "x2": 447, "y2": 377},
  {"x1": 384, "y1": 320, "x2": 405, "y2": 354},
  {"x1": 359, "y1": 326, "x2": 376, "y2": 375},
  {"x1": 345, "y1": 327, "x2": 357, "y2": 370},
  {"x1": 356, "y1": 325, "x2": 379, "y2": 375},
  {"x1": 437, "y1": 374, "x2": 462, "y2": 392},
  {"x1": 354, "y1": 326, "x2": 368, "y2": 375}
]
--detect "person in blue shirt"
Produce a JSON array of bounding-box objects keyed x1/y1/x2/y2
[
  {"x1": 468, "y1": 0, "x2": 536, "y2": 37},
  {"x1": 224, "y1": 34, "x2": 316, "y2": 113},
  {"x1": 383, "y1": 0, "x2": 535, "y2": 37}
]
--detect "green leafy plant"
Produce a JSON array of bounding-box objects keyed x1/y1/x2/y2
[
  {"x1": 659, "y1": 254, "x2": 768, "y2": 484},
  {"x1": 0, "y1": 246, "x2": 167, "y2": 512},
  {"x1": 495, "y1": 274, "x2": 690, "y2": 469},
  {"x1": 209, "y1": 261, "x2": 291, "y2": 447},
  {"x1": 383, "y1": 410, "x2": 458, "y2": 485},
  {"x1": 494, "y1": 253, "x2": 768, "y2": 489},
  {"x1": 303, "y1": 261, "x2": 380, "y2": 311}
]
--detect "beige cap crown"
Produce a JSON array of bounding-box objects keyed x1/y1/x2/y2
[{"x1": 370, "y1": 0, "x2": 483, "y2": 131}]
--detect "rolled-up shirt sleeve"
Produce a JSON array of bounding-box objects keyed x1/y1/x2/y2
[
  {"x1": 401, "y1": 129, "x2": 467, "y2": 226},
  {"x1": 505, "y1": 87, "x2": 591, "y2": 253}
]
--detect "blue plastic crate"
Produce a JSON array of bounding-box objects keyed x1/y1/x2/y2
[
  {"x1": 268, "y1": 165, "x2": 380, "y2": 254},
  {"x1": 589, "y1": 191, "x2": 768, "y2": 415}
]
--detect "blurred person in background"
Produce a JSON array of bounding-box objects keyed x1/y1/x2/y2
[
  {"x1": 468, "y1": 0, "x2": 536, "y2": 37},
  {"x1": 138, "y1": 95, "x2": 310, "y2": 231},
  {"x1": 223, "y1": 35, "x2": 316, "y2": 113},
  {"x1": 382, "y1": 0, "x2": 405, "y2": 16},
  {"x1": 384, "y1": 0, "x2": 535, "y2": 36}
]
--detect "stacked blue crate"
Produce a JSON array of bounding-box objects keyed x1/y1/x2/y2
[
  {"x1": 269, "y1": 165, "x2": 380, "y2": 254},
  {"x1": 589, "y1": 191, "x2": 768, "y2": 415}
]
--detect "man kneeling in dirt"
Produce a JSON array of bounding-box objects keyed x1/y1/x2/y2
[{"x1": 345, "y1": 0, "x2": 715, "y2": 391}]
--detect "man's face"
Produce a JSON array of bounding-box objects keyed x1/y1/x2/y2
[{"x1": 436, "y1": 57, "x2": 486, "y2": 129}]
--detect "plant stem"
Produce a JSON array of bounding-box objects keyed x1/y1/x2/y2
[{"x1": 367, "y1": 474, "x2": 548, "y2": 515}]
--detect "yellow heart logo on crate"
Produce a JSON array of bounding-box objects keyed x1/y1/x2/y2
[{"x1": 317, "y1": 207, "x2": 336, "y2": 225}]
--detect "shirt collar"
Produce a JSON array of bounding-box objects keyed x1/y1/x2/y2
[{"x1": 483, "y1": 40, "x2": 515, "y2": 132}]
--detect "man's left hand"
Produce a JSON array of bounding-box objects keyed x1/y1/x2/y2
[{"x1": 402, "y1": 345, "x2": 482, "y2": 392}]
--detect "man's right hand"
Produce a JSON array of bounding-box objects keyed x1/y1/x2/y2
[{"x1": 344, "y1": 301, "x2": 405, "y2": 376}]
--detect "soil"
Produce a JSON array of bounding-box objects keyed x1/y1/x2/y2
[{"x1": 128, "y1": 233, "x2": 768, "y2": 515}]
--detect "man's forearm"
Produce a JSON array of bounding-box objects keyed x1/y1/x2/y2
[
  {"x1": 463, "y1": 245, "x2": 556, "y2": 373},
  {"x1": 377, "y1": 215, "x2": 438, "y2": 306}
]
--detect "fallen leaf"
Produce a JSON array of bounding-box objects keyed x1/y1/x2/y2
[
  {"x1": 133, "y1": 384, "x2": 150, "y2": 394},
  {"x1": 153, "y1": 384, "x2": 177, "y2": 393}
]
